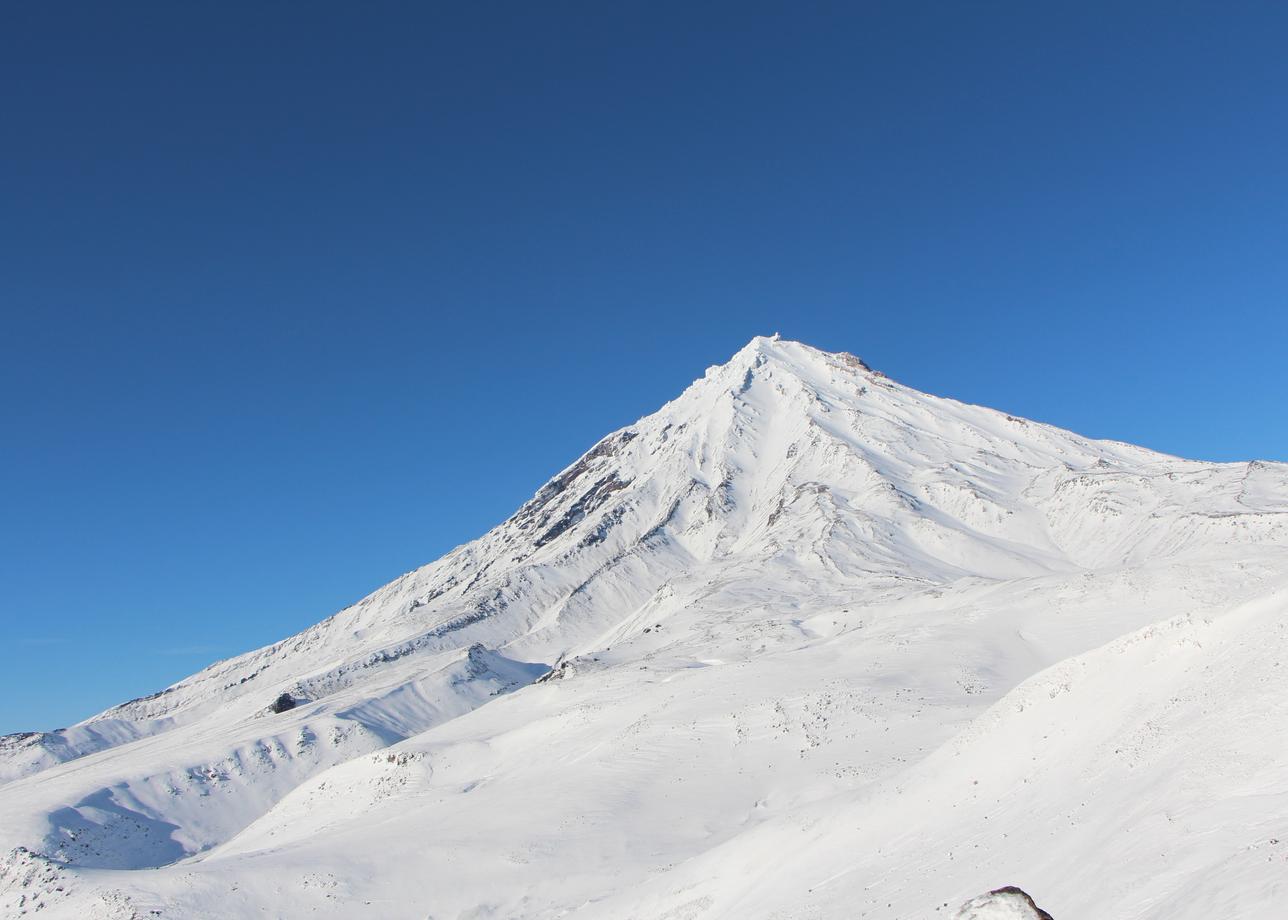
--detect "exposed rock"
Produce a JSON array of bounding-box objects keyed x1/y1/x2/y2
[
  {"x1": 836, "y1": 351, "x2": 872, "y2": 372},
  {"x1": 535, "y1": 473, "x2": 632, "y2": 547},
  {"x1": 535, "y1": 656, "x2": 574, "y2": 683},
  {"x1": 954, "y1": 886, "x2": 1054, "y2": 920}
]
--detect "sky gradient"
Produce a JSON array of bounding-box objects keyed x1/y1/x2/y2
[{"x1": 3, "y1": 2, "x2": 1287, "y2": 734}]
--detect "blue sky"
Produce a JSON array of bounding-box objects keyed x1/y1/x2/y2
[{"x1": 2, "y1": 2, "x2": 1287, "y2": 734}]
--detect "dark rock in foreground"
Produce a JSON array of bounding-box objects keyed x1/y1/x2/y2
[{"x1": 954, "y1": 886, "x2": 1055, "y2": 919}]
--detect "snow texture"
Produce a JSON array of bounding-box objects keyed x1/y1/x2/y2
[{"x1": 2, "y1": 336, "x2": 1286, "y2": 919}]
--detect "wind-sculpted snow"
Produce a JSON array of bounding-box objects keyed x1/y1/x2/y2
[{"x1": 1, "y1": 336, "x2": 1286, "y2": 919}]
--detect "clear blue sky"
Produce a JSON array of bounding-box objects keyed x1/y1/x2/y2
[{"x1": 2, "y1": 3, "x2": 1286, "y2": 734}]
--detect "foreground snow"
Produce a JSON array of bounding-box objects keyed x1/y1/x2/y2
[{"x1": 2, "y1": 337, "x2": 1285, "y2": 918}]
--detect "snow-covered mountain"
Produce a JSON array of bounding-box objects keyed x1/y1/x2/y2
[{"x1": 3, "y1": 336, "x2": 1286, "y2": 919}]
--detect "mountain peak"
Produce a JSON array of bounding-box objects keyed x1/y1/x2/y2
[
  {"x1": 734, "y1": 332, "x2": 783, "y2": 354},
  {"x1": 731, "y1": 333, "x2": 818, "y2": 361},
  {"x1": 1, "y1": 332, "x2": 1286, "y2": 919},
  {"x1": 706, "y1": 336, "x2": 883, "y2": 400}
]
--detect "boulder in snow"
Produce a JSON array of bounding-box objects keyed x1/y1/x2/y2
[{"x1": 954, "y1": 886, "x2": 1054, "y2": 920}]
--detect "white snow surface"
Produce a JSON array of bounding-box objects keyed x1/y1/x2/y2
[{"x1": 2, "y1": 336, "x2": 1286, "y2": 919}]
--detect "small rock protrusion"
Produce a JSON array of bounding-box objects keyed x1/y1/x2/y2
[{"x1": 954, "y1": 886, "x2": 1054, "y2": 920}]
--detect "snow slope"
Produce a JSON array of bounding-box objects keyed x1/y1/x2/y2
[{"x1": 2, "y1": 336, "x2": 1285, "y2": 918}]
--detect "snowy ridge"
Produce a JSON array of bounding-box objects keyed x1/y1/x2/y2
[{"x1": 2, "y1": 336, "x2": 1286, "y2": 918}]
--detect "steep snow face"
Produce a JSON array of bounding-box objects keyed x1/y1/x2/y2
[{"x1": 1, "y1": 337, "x2": 1286, "y2": 919}]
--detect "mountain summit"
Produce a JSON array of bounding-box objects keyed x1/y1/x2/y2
[{"x1": 3, "y1": 338, "x2": 1287, "y2": 919}]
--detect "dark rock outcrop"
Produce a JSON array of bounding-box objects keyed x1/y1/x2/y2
[{"x1": 954, "y1": 886, "x2": 1054, "y2": 920}]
